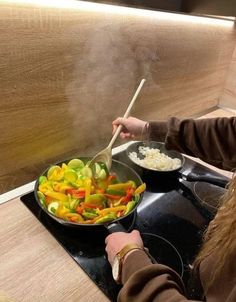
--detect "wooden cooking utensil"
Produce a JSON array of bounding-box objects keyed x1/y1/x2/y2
[{"x1": 89, "y1": 78, "x2": 146, "y2": 170}]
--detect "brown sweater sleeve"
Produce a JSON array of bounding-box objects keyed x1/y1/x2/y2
[
  {"x1": 118, "y1": 250, "x2": 201, "y2": 302},
  {"x1": 148, "y1": 117, "x2": 236, "y2": 171}
]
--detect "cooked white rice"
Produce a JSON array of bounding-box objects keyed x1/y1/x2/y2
[{"x1": 129, "y1": 146, "x2": 181, "y2": 171}]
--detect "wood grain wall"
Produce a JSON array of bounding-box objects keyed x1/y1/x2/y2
[
  {"x1": 182, "y1": 0, "x2": 236, "y2": 17},
  {"x1": 0, "y1": 1, "x2": 236, "y2": 193},
  {"x1": 219, "y1": 44, "x2": 236, "y2": 109}
]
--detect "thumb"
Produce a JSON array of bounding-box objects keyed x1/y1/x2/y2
[{"x1": 131, "y1": 229, "x2": 141, "y2": 237}]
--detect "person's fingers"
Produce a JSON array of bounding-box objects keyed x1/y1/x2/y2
[
  {"x1": 131, "y1": 229, "x2": 140, "y2": 236},
  {"x1": 112, "y1": 117, "x2": 130, "y2": 137},
  {"x1": 112, "y1": 124, "x2": 118, "y2": 135},
  {"x1": 112, "y1": 117, "x2": 123, "y2": 126},
  {"x1": 105, "y1": 233, "x2": 113, "y2": 244},
  {"x1": 120, "y1": 132, "x2": 131, "y2": 139},
  {"x1": 105, "y1": 232, "x2": 123, "y2": 244},
  {"x1": 130, "y1": 229, "x2": 140, "y2": 241}
]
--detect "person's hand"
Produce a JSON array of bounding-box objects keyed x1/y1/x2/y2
[
  {"x1": 105, "y1": 230, "x2": 143, "y2": 265},
  {"x1": 112, "y1": 117, "x2": 148, "y2": 140}
]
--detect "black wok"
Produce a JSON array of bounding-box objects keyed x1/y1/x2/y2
[
  {"x1": 126, "y1": 141, "x2": 229, "y2": 188},
  {"x1": 34, "y1": 157, "x2": 144, "y2": 233}
]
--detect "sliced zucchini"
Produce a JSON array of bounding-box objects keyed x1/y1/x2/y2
[
  {"x1": 97, "y1": 169, "x2": 107, "y2": 180},
  {"x1": 80, "y1": 166, "x2": 92, "y2": 178},
  {"x1": 48, "y1": 202, "x2": 59, "y2": 214},
  {"x1": 68, "y1": 158, "x2": 84, "y2": 170},
  {"x1": 47, "y1": 165, "x2": 61, "y2": 178},
  {"x1": 37, "y1": 191, "x2": 46, "y2": 208},
  {"x1": 64, "y1": 169, "x2": 78, "y2": 182},
  {"x1": 38, "y1": 175, "x2": 47, "y2": 185}
]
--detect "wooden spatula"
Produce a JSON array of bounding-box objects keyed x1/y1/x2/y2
[{"x1": 89, "y1": 78, "x2": 146, "y2": 170}]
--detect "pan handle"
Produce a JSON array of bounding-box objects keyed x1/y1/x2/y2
[
  {"x1": 106, "y1": 222, "x2": 128, "y2": 233},
  {"x1": 182, "y1": 172, "x2": 229, "y2": 188}
]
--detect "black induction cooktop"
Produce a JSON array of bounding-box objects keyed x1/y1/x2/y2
[{"x1": 20, "y1": 149, "x2": 229, "y2": 301}]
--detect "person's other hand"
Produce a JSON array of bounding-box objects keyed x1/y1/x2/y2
[
  {"x1": 105, "y1": 230, "x2": 143, "y2": 265},
  {"x1": 112, "y1": 117, "x2": 147, "y2": 140}
]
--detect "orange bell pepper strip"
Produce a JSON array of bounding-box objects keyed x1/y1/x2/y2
[
  {"x1": 95, "y1": 189, "x2": 105, "y2": 194},
  {"x1": 97, "y1": 205, "x2": 127, "y2": 216},
  {"x1": 106, "y1": 175, "x2": 117, "y2": 185},
  {"x1": 45, "y1": 195, "x2": 54, "y2": 205},
  {"x1": 76, "y1": 206, "x2": 84, "y2": 214}
]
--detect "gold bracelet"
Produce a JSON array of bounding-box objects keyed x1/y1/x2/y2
[{"x1": 112, "y1": 244, "x2": 156, "y2": 284}]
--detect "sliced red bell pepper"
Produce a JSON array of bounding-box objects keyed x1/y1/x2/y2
[
  {"x1": 76, "y1": 203, "x2": 103, "y2": 212},
  {"x1": 45, "y1": 195, "x2": 54, "y2": 205},
  {"x1": 107, "y1": 174, "x2": 117, "y2": 184},
  {"x1": 66, "y1": 188, "x2": 85, "y2": 199},
  {"x1": 76, "y1": 206, "x2": 84, "y2": 214},
  {"x1": 104, "y1": 194, "x2": 122, "y2": 200}
]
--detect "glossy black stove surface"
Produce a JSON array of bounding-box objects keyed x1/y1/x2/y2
[{"x1": 20, "y1": 150, "x2": 229, "y2": 301}]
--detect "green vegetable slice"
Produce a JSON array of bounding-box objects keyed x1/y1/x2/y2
[
  {"x1": 47, "y1": 165, "x2": 61, "y2": 179},
  {"x1": 38, "y1": 175, "x2": 47, "y2": 185},
  {"x1": 68, "y1": 159, "x2": 84, "y2": 170},
  {"x1": 37, "y1": 191, "x2": 46, "y2": 208},
  {"x1": 64, "y1": 169, "x2": 78, "y2": 182},
  {"x1": 80, "y1": 166, "x2": 92, "y2": 178},
  {"x1": 48, "y1": 202, "x2": 59, "y2": 214}
]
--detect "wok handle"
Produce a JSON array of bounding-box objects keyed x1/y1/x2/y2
[
  {"x1": 182, "y1": 172, "x2": 229, "y2": 188},
  {"x1": 106, "y1": 222, "x2": 128, "y2": 233}
]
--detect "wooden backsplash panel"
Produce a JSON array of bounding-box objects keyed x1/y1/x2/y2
[
  {"x1": 219, "y1": 44, "x2": 236, "y2": 109},
  {"x1": 0, "y1": 1, "x2": 236, "y2": 193}
]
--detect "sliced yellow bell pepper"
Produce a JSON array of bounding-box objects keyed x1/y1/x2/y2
[
  {"x1": 61, "y1": 163, "x2": 68, "y2": 170},
  {"x1": 134, "y1": 183, "x2": 146, "y2": 195},
  {"x1": 47, "y1": 165, "x2": 64, "y2": 181},
  {"x1": 65, "y1": 212, "x2": 84, "y2": 222},
  {"x1": 107, "y1": 181, "x2": 135, "y2": 192},
  {"x1": 84, "y1": 178, "x2": 92, "y2": 202},
  {"x1": 39, "y1": 182, "x2": 53, "y2": 193},
  {"x1": 52, "y1": 182, "x2": 73, "y2": 193},
  {"x1": 56, "y1": 207, "x2": 70, "y2": 219},
  {"x1": 44, "y1": 190, "x2": 68, "y2": 202}
]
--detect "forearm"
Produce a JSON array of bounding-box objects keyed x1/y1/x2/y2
[
  {"x1": 149, "y1": 117, "x2": 236, "y2": 171},
  {"x1": 119, "y1": 250, "x2": 200, "y2": 302}
]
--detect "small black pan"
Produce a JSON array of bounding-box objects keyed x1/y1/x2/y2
[
  {"x1": 34, "y1": 157, "x2": 144, "y2": 233},
  {"x1": 126, "y1": 141, "x2": 229, "y2": 188}
]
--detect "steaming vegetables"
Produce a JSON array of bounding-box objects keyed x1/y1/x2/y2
[{"x1": 37, "y1": 158, "x2": 146, "y2": 224}]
